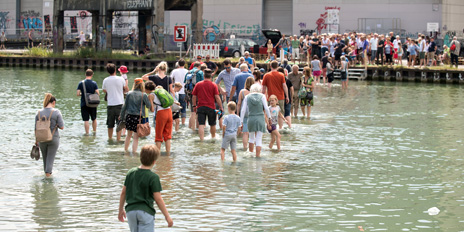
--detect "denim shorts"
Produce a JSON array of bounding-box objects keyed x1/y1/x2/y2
[{"x1": 127, "y1": 210, "x2": 155, "y2": 232}]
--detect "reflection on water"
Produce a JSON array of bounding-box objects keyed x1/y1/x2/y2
[
  {"x1": 32, "y1": 179, "x2": 63, "y2": 230},
  {"x1": 0, "y1": 67, "x2": 463, "y2": 231}
]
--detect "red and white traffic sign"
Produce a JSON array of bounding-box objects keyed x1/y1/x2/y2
[{"x1": 174, "y1": 25, "x2": 187, "y2": 42}]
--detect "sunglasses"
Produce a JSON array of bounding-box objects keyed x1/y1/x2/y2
[{"x1": 225, "y1": 66, "x2": 231, "y2": 69}]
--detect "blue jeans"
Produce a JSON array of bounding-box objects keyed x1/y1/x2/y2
[
  {"x1": 127, "y1": 210, "x2": 155, "y2": 232},
  {"x1": 371, "y1": 50, "x2": 377, "y2": 61},
  {"x1": 179, "y1": 93, "x2": 186, "y2": 118}
]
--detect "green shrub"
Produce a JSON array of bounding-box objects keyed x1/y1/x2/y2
[{"x1": 25, "y1": 47, "x2": 52, "y2": 57}]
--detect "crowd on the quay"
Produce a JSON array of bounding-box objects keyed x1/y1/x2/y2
[{"x1": 266, "y1": 32, "x2": 461, "y2": 68}]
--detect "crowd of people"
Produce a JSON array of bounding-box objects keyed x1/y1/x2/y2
[
  {"x1": 34, "y1": 55, "x2": 330, "y2": 175},
  {"x1": 270, "y1": 32, "x2": 461, "y2": 68},
  {"x1": 39, "y1": 44, "x2": 456, "y2": 229}
]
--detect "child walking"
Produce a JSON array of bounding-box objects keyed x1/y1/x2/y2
[
  {"x1": 118, "y1": 144, "x2": 173, "y2": 231},
  {"x1": 268, "y1": 95, "x2": 289, "y2": 150},
  {"x1": 221, "y1": 102, "x2": 241, "y2": 162},
  {"x1": 172, "y1": 82, "x2": 182, "y2": 132}
]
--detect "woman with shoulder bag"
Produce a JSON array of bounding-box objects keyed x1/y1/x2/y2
[
  {"x1": 300, "y1": 67, "x2": 315, "y2": 119},
  {"x1": 35, "y1": 93, "x2": 64, "y2": 177},
  {"x1": 119, "y1": 78, "x2": 154, "y2": 153}
]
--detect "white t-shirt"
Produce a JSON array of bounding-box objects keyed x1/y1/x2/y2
[
  {"x1": 393, "y1": 39, "x2": 400, "y2": 49},
  {"x1": 322, "y1": 38, "x2": 329, "y2": 48},
  {"x1": 102, "y1": 75, "x2": 126, "y2": 106},
  {"x1": 420, "y1": 40, "x2": 426, "y2": 52},
  {"x1": 369, "y1": 38, "x2": 378, "y2": 50},
  {"x1": 170, "y1": 68, "x2": 188, "y2": 94},
  {"x1": 79, "y1": 34, "x2": 86, "y2": 42}
]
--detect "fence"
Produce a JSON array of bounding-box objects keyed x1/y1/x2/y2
[{"x1": 192, "y1": 43, "x2": 220, "y2": 59}]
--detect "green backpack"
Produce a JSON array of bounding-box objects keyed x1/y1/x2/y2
[{"x1": 154, "y1": 88, "x2": 174, "y2": 108}]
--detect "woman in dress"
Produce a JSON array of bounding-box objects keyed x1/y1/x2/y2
[
  {"x1": 236, "y1": 77, "x2": 255, "y2": 150},
  {"x1": 300, "y1": 67, "x2": 315, "y2": 118},
  {"x1": 35, "y1": 93, "x2": 64, "y2": 177},
  {"x1": 120, "y1": 78, "x2": 154, "y2": 153},
  {"x1": 240, "y1": 84, "x2": 272, "y2": 157}
]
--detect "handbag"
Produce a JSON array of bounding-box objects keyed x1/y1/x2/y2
[
  {"x1": 82, "y1": 80, "x2": 100, "y2": 107},
  {"x1": 30, "y1": 144, "x2": 40, "y2": 161},
  {"x1": 306, "y1": 91, "x2": 314, "y2": 100},
  {"x1": 136, "y1": 94, "x2": 151, "y2": 137}
]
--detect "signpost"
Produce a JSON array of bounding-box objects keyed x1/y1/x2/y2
[
  {"x1": 174, "y1": 25, "x2": 187, "y2": 57},
  {"x1": 427, "y1": 22, "x2": 439, "y2": 32}
]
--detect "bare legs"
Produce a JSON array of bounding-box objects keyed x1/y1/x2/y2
[
  {"x1": 108, "y1": 128, "x2": 122, "y2": 141},
  {"x1": 84, "y1": 120, "x2": 97, "y2": 134},
  {"x1": 124, "y1": 131, "x2": 139, "y2": 153},
  {"x1": 269, "y1": 130, "x2": 281, "y2": 151},
  {"x1": 156, "y1": 139, "x2": 171, "y2": 155}
]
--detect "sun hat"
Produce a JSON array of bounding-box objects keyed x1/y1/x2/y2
[{"x1": 118, "y1": 65, "x2": 129, "y2": 74}]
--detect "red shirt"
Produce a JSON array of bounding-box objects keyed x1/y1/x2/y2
[
  {"x1": 192, "y1": 79, "x2": 219, "y2": 109},
  {"x1": 262, "y1": 71, "x2": 285, "y2": 100},
  {"x1": 189, "y1": 61, "x2": 204, "y2": 70}
]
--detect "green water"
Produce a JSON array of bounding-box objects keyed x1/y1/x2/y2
[{"x1": 0, "y1": 67, "x2": 463, "y2": 231}]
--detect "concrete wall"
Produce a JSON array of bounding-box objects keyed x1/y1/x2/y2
[
  {"x1": 442, "y1": 0, "x2": 464, "y2": 37},
  {"x1": 293, "y1": 0, "x2": 442, "y2": 36},
  {"x1": 0, "y1": 0, "x2": 16, "y2": 35}
]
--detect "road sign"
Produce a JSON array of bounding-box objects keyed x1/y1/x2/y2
[{"x1": 174, "y1": 25, "x2": 187, "y2": 42}]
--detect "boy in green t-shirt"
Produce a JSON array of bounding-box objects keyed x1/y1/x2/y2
[{"x1": 118, "y1": 144, "x2": 173, "y2": 231}]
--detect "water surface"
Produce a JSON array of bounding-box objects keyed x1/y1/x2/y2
[{"x1": 0, "y1": 67, "x2": 463, "y2": 231}]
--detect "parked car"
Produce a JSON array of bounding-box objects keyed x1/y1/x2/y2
[{"x1": 219, "y1": 38, "x2": 257, "y2": 57}]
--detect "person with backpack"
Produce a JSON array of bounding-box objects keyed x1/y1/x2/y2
[
  {"x1": 76, "y1": 69, "x2": 99, "y2": 135},
  {"x1": 184, "y1": 61, "x2": 204, "y2": 130},
  {"x1": 192, "y1": 69, "x2": 223, "y2": 141},
  {"x1": 153, "y1": 85, "x2": 174, "y2": 155},
  {"x1": 35, "y1": 93, "x2": 64, "y2": 177},
  {"x1": 120, "y1": 78, "x2": 154, "y2": 154},
  {"x1": 450, "y1": 36, "x2": 461, "y2": 68}
]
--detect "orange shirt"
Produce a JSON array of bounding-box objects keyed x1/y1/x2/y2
[{"x1": 262, "y1": 71, "x2": 285, "y2": 100}]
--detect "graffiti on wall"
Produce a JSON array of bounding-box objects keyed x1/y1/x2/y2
[
  {"x1": 315, "y1": 6, "x2": 340, "y2": 34},
  {"x1": 20, "y1": 10, "x2": 43, "y2": 30},
  {"x1": 0, "y1": 12, "x2": 12, "y2": 32}
]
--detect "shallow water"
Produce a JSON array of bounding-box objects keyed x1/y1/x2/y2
[{"x1": 0, "y1": 67, "x2": 463, "y2": 231}]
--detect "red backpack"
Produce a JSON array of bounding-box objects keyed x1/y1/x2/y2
[{"x1": 450, "y1": 43, "x2": 456, "y2": 51}]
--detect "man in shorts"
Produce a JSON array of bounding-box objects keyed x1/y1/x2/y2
[
  {"x1": 192, "y1": 69, "x2": 223, "y2": 141},
  {"x1": 77, "y1": 69, "x2": 99, "y2": 134},
  {"x1": 102, "y1": 63, "x2": 127, "y2": 141},
  {"x1": 262, "y1": 60, "x2": 289, "y2": 128}
]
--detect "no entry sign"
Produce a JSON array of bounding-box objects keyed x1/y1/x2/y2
[{"x1": 174, "y1": 25, "x2": 187, "y2": 42}]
